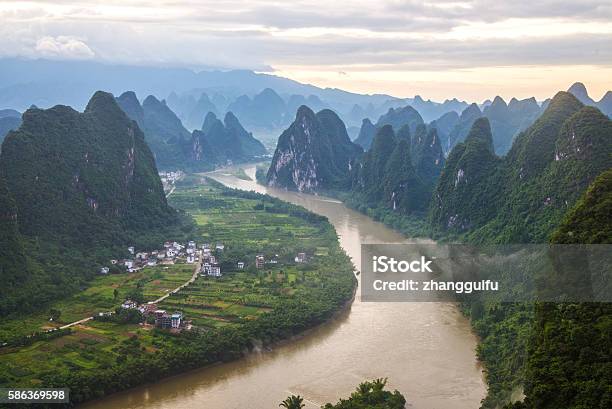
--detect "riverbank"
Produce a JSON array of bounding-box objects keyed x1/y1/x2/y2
[
  {"x1": 251, "y1": 171, "x2": 531, "y2": 409},
  {"x1": 74, "y1": 165, "x2": 486, "y2": 409},
  {"x1": 0, "y1": 175, "x2": 357, "y2": 407}
]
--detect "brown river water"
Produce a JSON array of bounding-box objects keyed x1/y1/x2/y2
[{"x1": 80, "y1": 164, "x2": 486, "y2": 409}]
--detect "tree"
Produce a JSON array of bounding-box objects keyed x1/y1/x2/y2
[
  {"x1": 321, "y1": 378, "x2": 406, "y2": 409},
  {"x1": 279, "y1": 395, "x2": 305, "y2": 409}
]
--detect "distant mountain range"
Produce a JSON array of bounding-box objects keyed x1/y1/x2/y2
[
  {"x1": 1, "y1": 58, "x2": 610, "y2": 157},
  {"x1": 115, "y1": 91, "x2": 266, "y2": 170},
  {"x1": 567, "y1": 82, "x2": 612, "y2": 117},
  {"x1": 354, "y1": 96, "x2": 544, "y2": 156},
  {"x1": 354, "y1": 106, "x2": 425, "y2": 150}
]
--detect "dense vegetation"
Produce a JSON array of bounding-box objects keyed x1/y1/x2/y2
[
  {"x1": 281, "y1": 378, "x2": 406, "y2": 409},
  {"x1": 430, "y1": 92, "x2": 612, "y2": 243},
  {"x1": 346, "y1": 121, "x2": 444, "y2": 235},
  {"x1": 0, "y1": 91, "x2": 189, "y2": 314},
  {"x1": 517, "y1": 169, "x2": 612, "y2": 409},
  {"x1": 350, "y1": 125, "x2": 429, "y2": 214},
  {"x1": 429, "y1": 117, "x2": 501, "y2": 233},
  {"x1": 0, "y1": 178, "x2": 356, "y2": 407},
  {"x1": 431, "y1": 93, "x2": 612, "y2": 408}
]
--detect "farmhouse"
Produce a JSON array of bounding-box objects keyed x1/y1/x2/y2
[
  {"x1": 171, "y1": 312, "x2": 183, "y2": 328},
  {"x1": 121, "y1": 300, "x2": 138, "y2": 309},
  {"x1": 154, "y1": 309, "x2": 184, "y2": 329},
  {"x1": 256, "y1": 255, "x2": 265, "y2": 269}
]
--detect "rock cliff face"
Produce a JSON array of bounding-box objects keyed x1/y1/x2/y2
[
  {"x1": 266, "y1": 105, "x2": 362, "y2": 192},
  {"x1": 411, "y1": 124, "x2": 446, "y2": 183},
  {"x1": 429, "y1": 117, "x2": 500, "y2": 233}
]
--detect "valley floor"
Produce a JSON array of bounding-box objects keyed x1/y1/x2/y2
[{"x1": 0, "y1": 175, "x2": 356, "y2": 405}]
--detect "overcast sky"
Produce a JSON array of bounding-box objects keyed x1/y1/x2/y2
[{"x1": 1, "y1": 0, "x2": 611, "y2": 101}]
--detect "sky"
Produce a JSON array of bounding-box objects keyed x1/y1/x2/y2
[{"x1": 1, "y1": 0, "x2": 611, "y2": 101}]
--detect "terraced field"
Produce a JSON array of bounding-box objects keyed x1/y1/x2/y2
[
  {"x1": 0, "y1": 176, "x2": 356, "y2": 396},
  {"x1": 160, "y1": 178, "x2": 338, "y2": 329}
]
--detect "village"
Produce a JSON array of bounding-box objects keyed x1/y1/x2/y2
[
  {"x1": 97, "y1": 239, "x2": 310, "y2": 332},
  {"x1": 159, "y1": 170, "x2": 184, "y2": 195}
]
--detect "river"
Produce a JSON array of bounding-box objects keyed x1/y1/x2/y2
[{"x1": 80, "y1": 164, "x2": 486, "y2": 409}]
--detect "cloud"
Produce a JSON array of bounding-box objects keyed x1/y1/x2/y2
[
  {"x1": 35, "y1": 36, "x2": 95, "y2": 59},
  {"x1": 0, "y1": 0, "x2": 611, "y2": 97}
]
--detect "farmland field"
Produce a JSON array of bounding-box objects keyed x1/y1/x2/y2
[{"x1": 0, "y1": 176, "x2": 356, "y2": 398}]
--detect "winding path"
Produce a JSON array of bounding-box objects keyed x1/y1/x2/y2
[{"x1": 148, "y1": 261, "x2": 201, "y2": 304}]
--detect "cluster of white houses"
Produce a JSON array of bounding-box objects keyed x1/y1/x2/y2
[
  {"x1": 159, "y1": 170, "x2": 183, "y2": 192},
  {"x1": 100, "y1": 239, "x2": 309, "y2": 277},
  {"x1": 98, "y1": 237, "x2": 311, "y2": 331},
  {"x1": 116, "y1": 300, "x2": 185, "y2": 330},
  {"x1": 99, "y1": 240, "x2": 226, "y2": 275},
  {"x1": 200, "y1": 242, "x2": 223, "y2": 277}
]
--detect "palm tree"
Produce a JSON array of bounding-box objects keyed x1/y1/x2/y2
[
  {"x1": 372, "y1": 378, "x2": 387, "y2": 392},
  {"x1": 279, "y1": 395, "x2": 305, "y2": 409}
]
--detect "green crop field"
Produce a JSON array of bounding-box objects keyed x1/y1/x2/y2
[{"x1": 0, "y1": 177, "x2": 356, "y2": 397}]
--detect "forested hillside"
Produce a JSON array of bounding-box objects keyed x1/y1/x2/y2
[
  {"x1": 430, "y1": 92, "x2": 612, "y2": 243},
  {"x1": 429, "y1": 93, "x2": 612, "y2": 408},
  {"x1": 518, "y1": 170, "x2": 612, "y2": 409},
  {"x1": 0, "y1": 91, "x2": 189, "y2": 314},
  {"x1": 116, "y1": 91, "x2": 267, "y2": 171}
]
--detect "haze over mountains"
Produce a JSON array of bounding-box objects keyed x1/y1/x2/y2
[
  {"x1": 1, "y1": 58, "x2": 610, "y2": 169},
  {"x1": 7, "y1": 59, "x2": 612, "y2": 150},
  {"x1": 115, "y1": 91, "x2": 266, "y2": 170},
  {"x1": 0, "y1": 109, "x2": 22, "y2": 147}
]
